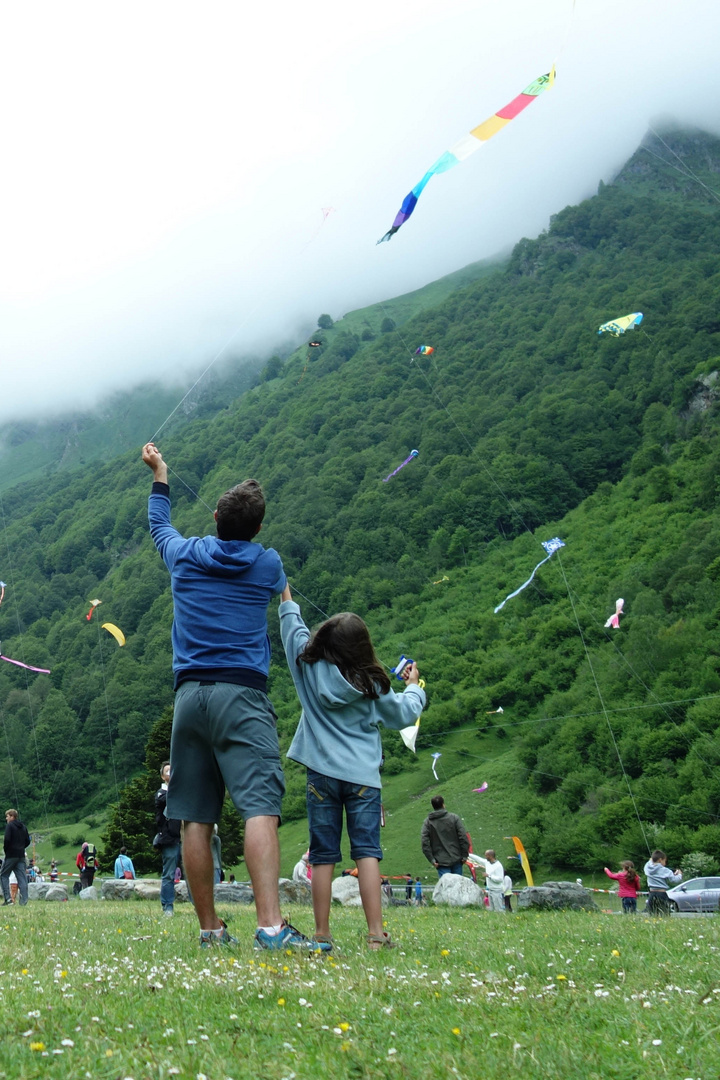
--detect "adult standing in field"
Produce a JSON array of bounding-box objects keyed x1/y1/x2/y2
[
  {"x1": 154, "y1": 761, "x2": 182, "y2": 915},
  {"x1": 76, "y1": 841, "x2": 98, "y2": 890},
  {"x1": 470, "y1": 850, "x2": 505, "y2": 912},
  {"x1": 142, "y1": 441, "x2": 323, "y2": 951},
  {"x1": 114, "y1": 847, "x2": 136, "y2": 879},
  {"x1": 1, "y1": 809, "x2": 30, "y2": 906},
  {"x1": 421, "y1": 795, "x2": 470, "y2": 878}
]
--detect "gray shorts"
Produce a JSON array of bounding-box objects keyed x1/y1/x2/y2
[{"x1": 167, "y1": 682, "x2": 285, "y2": 823}]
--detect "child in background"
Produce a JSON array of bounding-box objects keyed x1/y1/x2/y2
[
  {"x1": 643, "y1": 850, "x2": 682, "y2": 916},
  {"x1": 414, "y1": 877, "x2": 424, "y2": 905},
  {"x1": 604, "y1": 860, "x2": 641, "y2": 913},
  {"x1": 279, "y1": 585, "x2": 426, "y2": 949}
]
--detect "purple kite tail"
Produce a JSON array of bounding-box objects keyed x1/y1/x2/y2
[
  {"x1": 383, "y1": 449, "x2": 419, "y2": 483},
  {"x1": 1, "y1": 654, "x2": 51, "y2": 674}
]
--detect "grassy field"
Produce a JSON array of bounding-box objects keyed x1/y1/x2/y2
[{"x1": 0, "y1": 901, "x2": 717, "y2": 1080}]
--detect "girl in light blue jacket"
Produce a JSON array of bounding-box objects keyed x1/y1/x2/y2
[{"x1": 279, "y1": 586, "x2": 425, "y2": 949}]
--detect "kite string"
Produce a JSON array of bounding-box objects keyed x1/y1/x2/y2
[
  {"x1": 555, "y1": 552, "x2": 650, "y2": 854},
  {"x1": 0, "y1": 492, "x2": 55, "y2": 857},
  {"x1": 95, "y1": 617, "x2": 124, "y2": 845},
  {"x1": 646, "y1": 128, "x2": 720, "y2": 206}
]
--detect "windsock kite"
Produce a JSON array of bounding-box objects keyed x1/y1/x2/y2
[
  {"x1": 494, "y1": 538, "x2": 565, "y2": 613},
  {"x1": 604, "y1": 598, "x2": 624, "y2": 629},
  {"x1": 378, "y1": 68, "x2": 555, "y2": 243}
]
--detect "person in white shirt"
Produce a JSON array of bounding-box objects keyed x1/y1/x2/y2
[
  {"x1": 292, "y1": 851, "x2": 310, "y2": 884},
  {"x1": 470, "y1": 850, "x2": 505, "y2": 912}
]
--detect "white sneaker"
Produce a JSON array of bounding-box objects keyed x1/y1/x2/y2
[{"x1": 163, "y1": 908, "x2": 174, "y2": 917}]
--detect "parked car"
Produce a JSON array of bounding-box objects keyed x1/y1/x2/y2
[{"x1": 667, "y1": 877, "x2": 720, "y2": 912}]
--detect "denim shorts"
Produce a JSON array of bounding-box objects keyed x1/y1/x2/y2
[
  {"x1": 168, "y1": 681, "x2": 285, "y2": 823},
  {"x1": 306, "y1": 769, "x2": 382, "y2": 864}
]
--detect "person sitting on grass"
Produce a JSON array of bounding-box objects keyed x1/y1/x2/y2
[{"x1": 279, "y1": 585, "x2": 426, "y2": 949}]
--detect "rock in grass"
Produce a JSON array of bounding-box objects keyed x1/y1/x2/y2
[
  {"x1": 278, "y1": 878, "x2": 310, "y2": 905},
  {"x1": 45, "y1": 884, "x2": 69, "y2": 902},
  {"x1": 517, "y1": 881, "x2": 599, "y2": 912},
  {"x1": 432, "y1": 874, "x2": 485, "y2": 907},
  {"x1": 134, "y1": 883, "x2": 161, "y2": 901},
  {"x1": 213, "y1": 883, "x2": 254, "y2": 905},
  {"x1": 79, "y1": 886, "x2": 98, "y2": 900},
  {"x1": 101, "y1": 880, "x2": 136, "y2": 900},
  {"x1": 28, "y1": 883, "x2": 51, "y2": 901}
]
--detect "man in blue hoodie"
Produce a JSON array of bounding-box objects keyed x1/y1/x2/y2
[{"x1": 143, "y1": 442, "x2": 328, "y2": 952}]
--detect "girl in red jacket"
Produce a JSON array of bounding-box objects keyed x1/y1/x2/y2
[{"x1": 604, "y1": 860, "x2": 640, "y2": 913}]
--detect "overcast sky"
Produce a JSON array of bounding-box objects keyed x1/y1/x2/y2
[{"x1": 1, "y1": 0, "x2": 719, "y2": 423}]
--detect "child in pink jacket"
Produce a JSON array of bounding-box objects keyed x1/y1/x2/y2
[{"x1": 604, "y1": 860, "x2": 640, "y2": 913}]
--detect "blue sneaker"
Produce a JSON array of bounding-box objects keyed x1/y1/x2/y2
[
  {"x1": 199, "y1": 921, "x2": 238, "y2": 949},
  {"x1": 254, "y1": 921, "x2": 332, "y2": 953}
]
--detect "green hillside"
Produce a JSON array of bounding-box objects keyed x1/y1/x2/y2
[{"x1": 1, "y1": 127, "x2": 720, "y2": 880}]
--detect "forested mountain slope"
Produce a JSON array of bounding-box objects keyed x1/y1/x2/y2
[{"x1": 1, "y1": 128, "x2": 719, "y2": 873}]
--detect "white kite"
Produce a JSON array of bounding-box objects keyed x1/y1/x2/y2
[
  {"x1": 604, "y1": 598, "x2": 624, "y2": 629},
  {"x1": 431, "y1": 752, "x2": 442, "y2": 780},
  {"x1": 400, "y1": 719, "x2": 420, "y2": 753}
]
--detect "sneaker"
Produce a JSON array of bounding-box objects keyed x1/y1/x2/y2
[
  {"x1": 200, "y1": 923, "x2": 238, "y2": 949},
  {"x1": 163, "y1": 908, "x2": 174, "y2": 917},
  {"x1": 254, "y1": 921, "x2": 332, "y2": 953}
]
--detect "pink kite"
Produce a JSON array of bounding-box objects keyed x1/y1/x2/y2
[
  {"x1": 604, "y1": 598, "x2": 624, "y2": 629},
  {"x1": 1, "y1": 652, "x2": 51, "y2": 674},
  {"x1": 473, "y1": 782, "x2": 488, "y2": 794}
]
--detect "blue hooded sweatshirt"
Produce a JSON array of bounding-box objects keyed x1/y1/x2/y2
[
  {"x1": 280, "y1": 600, "x2": 426, "y2": 788},
  {"x1": 149, "y1": 483, "x2": 286, "y2": 688}
]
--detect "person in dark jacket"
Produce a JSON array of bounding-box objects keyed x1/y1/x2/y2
[
  {"x1": 155, "y1": 761, "x2": 182, "y2": 916},
  {"x1": 1, "y1": 809, "x2": 31, "y2": 906},
  {"x1": 421, "y1": 795, "x2": 470, "y2": 877}
]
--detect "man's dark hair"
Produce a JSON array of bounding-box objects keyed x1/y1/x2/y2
[
  {"x1": 120, "y1": 847, "x2": 127, "y2": 855},
  {"x1": 431, "y1": 796, "x2": 445, "y2": 811},
  {"x1": 160, "y1": 761, "x2": 170, "y2": 775},
  {"x1": 216, "y1": 480, "x2": 266, "y2": 541}
]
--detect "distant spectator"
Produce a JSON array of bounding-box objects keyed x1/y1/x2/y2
[
  {"x1": 154, "y1": 761, "x2": 181, "y2": 916},
  {"x1": 1, "y1": 809, "x2": 31, "y2": 906},
  {"x1": 472, "y1": 850, "x2": 505, "y2": 912},
  {"x1": 604, "y1": 860, "x2": 640, "y2": 914},
  {"x1": 49, "y1": 861, "x2": 59, "y2": 883},
  {"x1": 414, "y1": 877, "x2": 424, "y2": 905},
  {"x1": 421, "y1": 796, "x2": 469, "y2": 878},
  {"x1": 76, "y1": 842, "x2": 97, "y2": 890},
  {"x1": 211, "y1": 825, "x2": 222, "y2": 885},
  {"x1": 405, "y1": 873, "x2": 413, "y2": 901},
  {"x1": 382, "y1": 876, "x2": 393, "y2": 900},
  {"x1": 292, "y1": 852, "x2": 310, "y2": 884},
  {"x1": 643, "y1": 850, "x2": 682, "y2": 916},
  {"x1": 503, "y1": 874, "x2": 514, "y2": 913},
  {"x1": 228, "y1": 874, "x2": 236, "y2": 883},
  {"x1": 114, "y1": 847, "x2": 136, "y2": 879}
]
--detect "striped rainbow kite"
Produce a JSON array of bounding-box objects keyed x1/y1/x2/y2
[{"x1": 378, "y1": 68, "x2": 555, "y2": 244}]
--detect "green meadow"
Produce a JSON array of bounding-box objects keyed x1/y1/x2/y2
[{"x1": 1, "y1": 902, "x2": 717, "y2": 1080}]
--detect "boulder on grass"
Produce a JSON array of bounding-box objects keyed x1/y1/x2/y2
[
  {"x1": 330, "y1": 875, "x2": 389, "y2": 908},
  {"x1": 213, "y1": 882, "x2": 254, "y2": 905},
  {"x1": 134, "y1": 882, "x2": 161, "y2": 901},
  {"x1": 79, "y1": 886, "x2": 98, "y2": 901},
  {"x1": 278, "y1": 878, "x2": 311, "y2": 905},
  {"x1": 517, "y1": 881, "x2": 599, "y2": 912},
  {"x1": 432, "y1": 874, "x2": 484, "y2": 907},
  {"x1": 45, "y1": 884, "x2": 68, "y2": 902},
  {"x1": 28, "y1": 883, "x2": 50, "y2": 901},
  {"x1": 101, "y1": 879, "x2": 136, "y2": 901}
]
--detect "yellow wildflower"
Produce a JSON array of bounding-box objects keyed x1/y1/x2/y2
[
  {"x1": 339, "y1": 1023, "x2": 350, "y2": 1032},
  {"x1": 277, "y1": 998, "x2": 285, "y2": 1006},
  {"x1": 30, "y1": 1043, "x2": 45, "y2": 1052}
]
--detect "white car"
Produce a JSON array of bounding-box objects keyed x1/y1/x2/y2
[{"x1": 666, "y1": 876, "x2": 720, "y2": 913}]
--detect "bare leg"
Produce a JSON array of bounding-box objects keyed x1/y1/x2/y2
[
  {"x1": 357, "y1": 858, "x2": 383, "y2": 937},
  {"x1": 243, "y1": 815, "x2": 282, "y2": 927},
  {"x1": 182, "y1": 822, "x2": 220, "y2": 929},
  {"x1": 310, "y1": 864, "x2": 334, "y2": 937}
]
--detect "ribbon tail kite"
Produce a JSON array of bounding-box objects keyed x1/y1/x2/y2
[
  {"x1": 414, "y1": 345, "x2": 435, "y2": 356},
  {"x1": 598, "y1": 312, "x2": 643, "y2": 336},
  {"x1": 102, "y1": 623, "x2": 126, "y2": 647},
  {"x1": 604, "y1": 597, "x2": 624, "y2": 629},
  {"x1": 400, "y1": 719, "x2": 420, "y2": 753},
  {"x1": 486, "y1": 706, "x2": 503, "y2": 714},
  {"x1": 431, "y1": 752, "x2": 442, "y2": 780},
  {"x1": 472, "y1": 782, "x2": 488, "y2": 794},
  {"x1": 494, "y1": 538, "x2": 565, "y2": 613},
  {"x1": 86, "y1": 599, "x2": 102, "y2": 621},
  {"x1": 378, "y1": 68, "x2": 555, "y2": 243},
  {"x1": 0, "y1": 649, "x2": 51, "y2": 674},
  {"x1": 383, "y1": 449, "x2": 419, "y2": 482},
  {"x1": 506, "y1": 835, "x2": 533, "y2": 886}
]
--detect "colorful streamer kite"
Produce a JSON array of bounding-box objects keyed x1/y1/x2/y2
[
  {"x1": 433, "y1": 575, "x2": 449, "y2": 585},
  {"x1": 473, "y1": 782, "x2": 488, "y2": 794},
  {"x1": 383, "y1": 449, "x2": 419, "y2": 482},
  {"x1": 0, "y1": 649, "x2": 51, "y2": 674},
  {"x1": 598, "y1": 312, "x2": 643, "y2": 336},
  {"x1": 494, "y1": 537, "x2": 565, "y2": 613},
  {"x1": 486, "y1": 706, "x2": 503, "y2": 715},
  {"x1": 505, "y1": 835, "x2": 533, "y2": 887},
  {"x1": 414, "y1": 345, "x2": 435, "y2": 356},
  {"x1": 604, "y1": 598, "x2": 624, "y2": 629},
  {"x1": 378, "y1": 68, "x2": 555, "y2": 243},
  {"x1": 431, "y1": 752, "x2": 442, "y2": 780},
  {"x1": 86, "y1": 599, "x2": 102, "y2": 621}
]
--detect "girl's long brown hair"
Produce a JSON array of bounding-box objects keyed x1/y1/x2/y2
[
  {"x1": 621, "y1": 859, "x2": 639, "y2": 886},
  {"x1": 298, "y1": 613, "x2": 391, "y2": 699}
]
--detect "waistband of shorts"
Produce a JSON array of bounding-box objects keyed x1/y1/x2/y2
[
  {"x1": 174, "y1": 668, "x2": 268, "y2": 693},
  {"x1": 648, "y1": 888, "x2": 668, "y2": 893}
]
